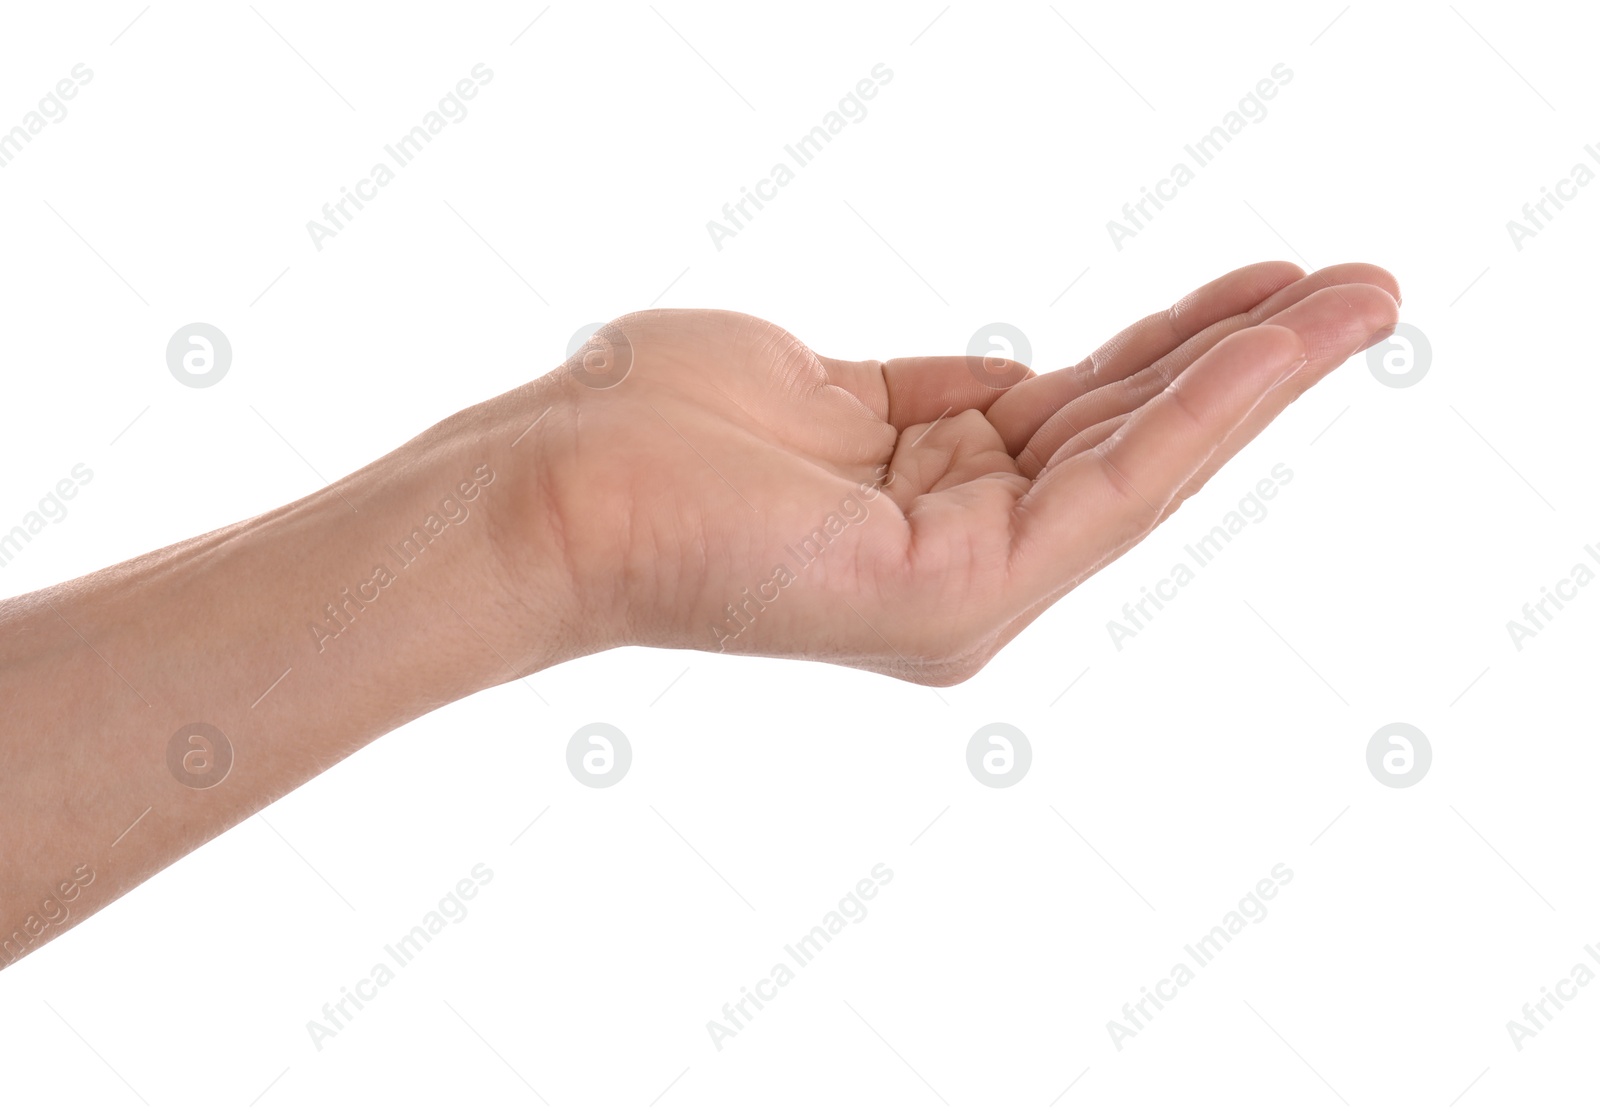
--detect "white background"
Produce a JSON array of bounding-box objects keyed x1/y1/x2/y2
[{"x1": 0, "y1": 1, "x2": 1594, "y2": 1108}]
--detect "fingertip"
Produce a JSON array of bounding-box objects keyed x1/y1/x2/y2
[
  {"x1": 1358, "y1": 285, "x2": 1401, "y2": 346},
  {"x1": 1252, "y1": 322, "x2": 1309, "y2": 365},
  {"x1": 1211, "y1": 322, "x2": 1307, "y2": 373},
  {"x1": 1333, "y1": 263, "x2": 1401, "y2": 307},
  {"x1": 1241, "y1": 323, "x2": 1309, "y2": 387},
  {"x1": 1243, "y1": 260, "x2": 1310, "y2": 290}
]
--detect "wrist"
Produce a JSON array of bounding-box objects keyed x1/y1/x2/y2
[
  {"x1": 325, "y1": 383, "x2": 590, "y2": 705},
  {"x1": 472, "y1": 373, "x2": 630, "y2": 661}
]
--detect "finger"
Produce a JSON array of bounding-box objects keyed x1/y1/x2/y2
[
  {"x1": 820, "y1": 259, "x2": 1302, "y2": 430},
  {"x1": 1014, "y1": 270, "x2": 1401, "y2": 477},
  {"x1": 1037, "y1": 283, "x2": 1396, "y2": 482},
  {"x1": 985, "y1": 287, "x2": 1397, "y2": 655},
  {"x1": 1155, "y1": 283, "x2": 1400, "y2": 521},
  {"x1": 882, "y1": 409, "x2": 1021, "y2": 510},
  {"x1": 816, "y1": 353, "x2": 1039, "y2": 433},
  {"x1": 1008, "y1": 324, "x2": 1307, "y2": 603},
  {"x1": 1131, "y1": 262, "x2": 1398, "y2": 394},
  {"x1": 985, "y1": 260, "x2": 1306, "y2": 451},
  {"x1": 819, "y1": 260, "x2": 1384, "y2": 437},
  {"x1": 1047, "y1": 412, "x2": 1124, "y2": 462},
  {"x1": 992, "y1": 261, "x2": 1399, "y2": 458}
]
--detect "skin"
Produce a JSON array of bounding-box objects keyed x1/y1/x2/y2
[{"x1": 0, "y1": 259, "x2": 1398, "y2": 968}]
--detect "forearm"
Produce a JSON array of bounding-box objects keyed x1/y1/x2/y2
[{"x1": 0, "y1": 382, "x2": 574, "y2": 968}]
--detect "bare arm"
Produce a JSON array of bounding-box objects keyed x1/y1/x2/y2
[
  {"x1": 0, "y1": 259, "x2": 1399, "y2": 968},
  {"x1": 0, "y1": 384, "x2": 576, "y2": 968}
]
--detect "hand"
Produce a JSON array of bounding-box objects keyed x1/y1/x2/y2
[
  {"x1": 496, "y1": 260, "x2": 1399, "y2": 684},
  {"x1": 0, "y1": 259, "x2": 1398, "y2": 968}
]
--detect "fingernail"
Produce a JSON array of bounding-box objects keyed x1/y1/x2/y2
[{"x1": 1363, "y1": 324, "x2": 1397, "y2": 349}]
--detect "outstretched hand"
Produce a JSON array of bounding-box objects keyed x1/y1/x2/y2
[
  {"x1": 0, "y1": 260, "x2": 1399, "y2": 971},
  {"x1": 496, "y1": 261, "x2": 1398, "y2": 684}
]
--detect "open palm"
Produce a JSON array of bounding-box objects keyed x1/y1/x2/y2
[{"x1": 515, "y1": 261, "x2": 1398, "y2": 684}]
